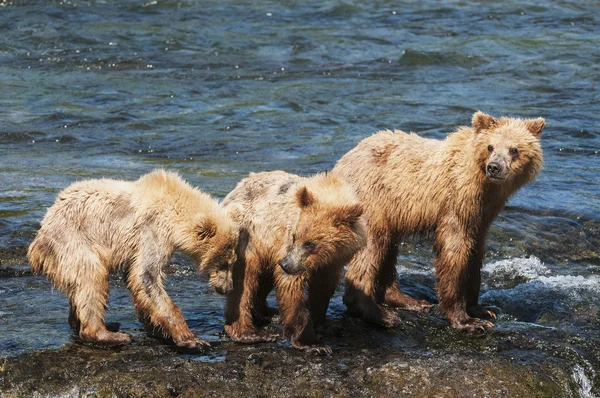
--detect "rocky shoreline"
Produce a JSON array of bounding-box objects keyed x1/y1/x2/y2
[{"x1": 1, "y1": 301, "x2": 595, "y2": 397}]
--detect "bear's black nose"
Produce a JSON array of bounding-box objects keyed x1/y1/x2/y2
[
  {"x1": 487, "y1": 162, "x2": 501, "y2": 176},
  {"x1": 278, "y1": 257, "x2": 292, "y2": 272}
]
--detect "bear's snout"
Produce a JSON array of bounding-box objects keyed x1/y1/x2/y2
[
  {"x1": 486, "y1": 162, "x2": 504, "y2": 180},
  {"x1": 278, "y1": 255, "x2": 304, "y2": 275}
]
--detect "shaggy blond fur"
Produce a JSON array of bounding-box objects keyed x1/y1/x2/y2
[
  {"x1": 222, "y1": 171, "x2": 366, "y2": 354},
  {"x1": 333, "y1": 112, "x2": 544, "y2": 332},
  {"x1": 28, "y1": 169, "x2": 239, "y2": 347}
]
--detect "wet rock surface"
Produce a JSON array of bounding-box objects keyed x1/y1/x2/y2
[{"x1": 0, "y1": 305, "x2": 596, "y2": 397}]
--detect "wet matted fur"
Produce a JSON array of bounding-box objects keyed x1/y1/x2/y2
[
  {"x1": 333, "y1": 112, "x2": 544, "y2": 332},
  {"x1": 28, "y1": 169, "x2": 238, "y2": 347},
  {"x1": 223, "y1": 171, "x2": 366, "y2": 354}
]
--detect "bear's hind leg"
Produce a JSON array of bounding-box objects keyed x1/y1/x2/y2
[
  {"x1": 380, "y1": 242, "x2": 433, "y2": 312},
  {"x1": 344, "y1": 235, "x2": 402, "y2": 328},
  {"x1": 72, "y1": 262, "x2": 132, "y2": 346}
]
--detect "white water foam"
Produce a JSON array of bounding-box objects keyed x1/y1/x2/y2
[
  {"x1": 537, "y1": 275, "x2": 600, "y2": 297},
  {"x1": 573, "y1": 361, "x2": 597, "y2": 398},
  {"x1": 480, "y1": 256, "x2": 599, "y2": 328},
  {"x1": 483, "y1": 256, "x2": 550, "y2": 281}
]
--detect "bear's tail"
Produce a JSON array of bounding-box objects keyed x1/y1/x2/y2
[{"x1": 27, "y1": 234, "x2": 56, "y2": 275}]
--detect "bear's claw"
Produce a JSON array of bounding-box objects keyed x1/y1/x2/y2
[
  {"x1": 293, "y1": 344, "x2": 332, "y2": 355},
  {"x1": 175, "y1": 336, "x2": 211, "y2": 349},
  {"x1": 231, "y1": 333, "x2": 278, "y2": 344},
  {"x1": 452, "y1": 317, "x2": 495, "y2": 334},
  {"x1": 225, "y1": 324, "x2": 278, "y2": 344},
  {"x1": 467, "y1": 305, "x2": 498, "y2": 321}
]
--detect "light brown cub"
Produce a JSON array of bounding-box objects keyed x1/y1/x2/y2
[{"x1": 28, "y1": 169, "x2": 238, "y2": 347}]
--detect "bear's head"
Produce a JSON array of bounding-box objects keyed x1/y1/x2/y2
[
  {"x1": 278, "y1": 185, "x2": 366, "y2": 275},
  {"x1": 190, "y1": 213, "x2": 239, "y2": 295},
  {"x1": 472, "y1": 111, "x2": 544, "y2": 186}
]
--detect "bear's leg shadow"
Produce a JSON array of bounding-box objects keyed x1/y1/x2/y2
[
  {"x1": 70, "y1": 251, "x2": 132, "y2": 346},
  {"x1": 275, "y1": 267, "x2": 331, "y2": 355},
  {"x1": 253, "y1": 271, "x2": 279, "y2": 326},
  {"x1": 307, "y1": 265, "x2": 342, "y2": 334},
  {"x1": 343, "y1": 234, "x2": 403, "y2": 327},
  {"x1": 379, "y1": 241, "x2": 433, "y2": 312},
  {"x1": 466, "y1": 238, "x2": 497, "y2": 321},
  {"x1": 434, "y1": 217, "x2": 495, "y2": 333},
  {"x1": 129, "y1": 232, "x2": 207, "y2": 349},
  {"x1": 68, "y1": 301, "x2": 80, "y2": 332},
  {"x1": 224, "y1": 250, "x2": 278, "y2": 343}
]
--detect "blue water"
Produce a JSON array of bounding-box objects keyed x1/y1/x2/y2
[{"x1": 0, "y1": 0, "x2": 599, "y2": 394}]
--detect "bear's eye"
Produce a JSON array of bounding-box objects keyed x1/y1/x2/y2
[
  {"x1": 509, "y1": 147, "x2": 519, "y2": 157},
  {"x1": 303, "y1": 241, "x2": 317, "y2": 253},
  {"x1": 487, "y1": 145, "x2": 494, "y2": 152}
]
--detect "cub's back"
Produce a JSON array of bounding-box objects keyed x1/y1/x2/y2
[
  {"x1": 39, "y1": 178, "x2": 137, "y2": 247},
  {"x1": 223, "y1": 171, "x2": 302, "y2": 234},
  {"x1": 335, "y1": 130, "x2": 442, "y2": 175}
]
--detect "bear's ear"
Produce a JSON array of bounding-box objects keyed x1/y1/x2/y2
[
  {"x1": 296, "y1": 186, "x2": 316, "y2": 208},
  {"x1": 472, "y1": 111, "x2": 497, "y2": 134},
  {"x1": 195, "y1": 215, "x2": 217, "y2": 240},
  {"x1": 526, "y1": 117, "x2": 545, "y2": 138},
  {"x1": 334, "y1": 204, "x2": 364, "y2": 226}
]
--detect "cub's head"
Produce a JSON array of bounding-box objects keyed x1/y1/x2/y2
[
  {"x1": 472, "y1": 111, "x2": 544, "y2": 185},
  {"x1": 278, "y1": 185, "x2": 366, "y2": 275},
  {"x1": 189, "y1": 213, "x2": 239, "y2": 295}
]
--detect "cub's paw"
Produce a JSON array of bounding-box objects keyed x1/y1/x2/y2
[
  {"x1": 225, "y1": 324, "x2": 278, "y2": 344},
  {"x1": 345, "y1": 299, "x2": 402, "y2": 328},
  {"x1": 407, "y1": 299, "x2": 435, "y2": 313},
  {"x1": 380, "y1": 307, "x2": 403, "y2": 328},
  {"x1": 80, "y1": 329, "x2": 133, "y2": 346},
  {"x1": 384, "y1": 291, "x2": 434, "y2": 313},
  {"x1": 467, "y1": 305, "x2": 498, "y2": 320},
  {"x1": 451, "y1": 317, "x2": 495, "y2": 334},
  {"x1": 175, "y1": 336, "x2": 211, "y2": 349}
]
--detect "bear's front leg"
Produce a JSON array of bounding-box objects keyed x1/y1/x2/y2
[
  {"x1": 434, "y1": 218, "x2": 494, "y2": 333},
  {"x1": 129, "y1": 234, "x2": 209, "y2": 349},
  {"x1": 224, "y1": 251, "x2": 278, "y2": 343},
  {"x1": 275, "y1": 267, "x2": 332, "y2": 355}
]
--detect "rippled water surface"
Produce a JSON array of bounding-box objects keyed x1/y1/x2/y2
[{"x1": 1, "y1": 0, "x2": 599, "y2": 394}]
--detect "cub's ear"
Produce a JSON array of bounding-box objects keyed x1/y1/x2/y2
[
  {"x1": 526, "y1": 117, "x2": 545, "y2": 138},
  {"x1": 472, "y1": 111, "x2": 497, "y2": 134},
  {"x1": 195, "y1": 215, "x2": 217, "y2": 240},
  {"x1": 296, "y1": 186, "x2": 316, "y2": 208},
  {"x1": 334, "y1": 204, "x2": 364, "y2": 225}
]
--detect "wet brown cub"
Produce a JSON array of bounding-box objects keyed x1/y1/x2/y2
[{"x1": 223, "y1": 171, "x2": 366, "y2": 354}]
